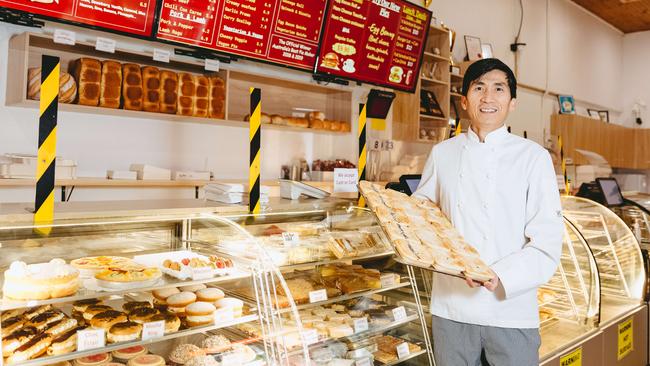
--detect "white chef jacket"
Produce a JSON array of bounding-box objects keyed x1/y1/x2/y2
[{"x1": 414, "y1": 124, "x2": 563, "y2": 328}]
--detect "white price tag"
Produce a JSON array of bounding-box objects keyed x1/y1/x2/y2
[
  {"x1": 282, "y1": 232, "x2": 300, "y2": 246},
  {"x1": 142, "y1": 320, "x2": 165, "y2": 340},
  {"x1": 76, "y1": 329, "x2": 105, "y2": 351},
  {"x1": 53, "y1": 29, "x2": 76, "y2": 45},
  {"x1": 95, "y1": 37, "x2": 116, "y2": 53},
  {"x1": 191, "y1": 267, "x2": 213, "y2": 280},
  {"x1": 396, "y1": 342, "x2": 410, "y2": 359},
  {"x1": 153, "y1": 48, "x2": 171, "y2": 63},
  {"x1": 214, "y1": 307, "x2": 234, "y2": 323},
  {"x1": 302, "y1": 329, "x2": 319, "y2": 345},
  {"x1": 380, "y1": 273, "x2": 397, "y2": 288},
  {"x1": 353, "y1": 317, "x2": 368, "y2": 333},
  {"x1": 205, "y1": 58, "x2": 220, "y2": 71},
  {"x1": 333, "y1": 168, "x2": 359, "y2": 193},
  {"x1": 392, "y1": 306, "x2": 407, "y2": 322},
  {"x1": 355, "y1": 358, "x2": 371, "y2": 366},
  {"x1": 309, "y1": 289, "x2": 327, "y2": 303}
]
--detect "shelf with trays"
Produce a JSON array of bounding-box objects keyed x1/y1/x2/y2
[{"x1": 420, "y1": 77, "x2": 448, "y2": 86}]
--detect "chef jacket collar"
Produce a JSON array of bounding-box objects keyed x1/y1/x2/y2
[{"x1": 467, "y1": 124, "x2": 509, "y2": 146}]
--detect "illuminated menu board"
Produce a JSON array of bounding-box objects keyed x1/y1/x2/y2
[
  {"x1": 0, "y1": 0, "x2": 157, "y2": 37},
  {"x1": 155, "y1": 0, "x2": 327, "y2": 70},
  {"x1": 316, "y1": 0, "x2": 431, "y2": 92}
]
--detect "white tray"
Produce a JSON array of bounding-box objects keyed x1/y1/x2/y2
[{"x1": 133, "y1": 251, "x2": 234, "y2": 281}]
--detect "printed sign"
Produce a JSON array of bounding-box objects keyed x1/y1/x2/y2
[
  {"x1": 142, "y1": 320, "x2": 165, "y2": 340},
  {"x1": 353, "y1": 317, "x2": 369, "y2": 333},
  {"x1": 77, "y1": 329, "x2": 105, "y2": 351},
  {"x1": 396, "y1": 342, "x2": 410, "y2": 359},
  {"x1": 560, "y1": 347, "x2": 582, "y2": 366},
  {"x1": 618, "y1": 318, "x2": 633, "y2": 360},
  {"x1": 392, "y1": 306, "x2": 407, "y2": 322},
  {"x1": 309, "y1": 289, "x2": 328, "y2": 303},
  {"x1": 54, "y1": 29, "x2": 76, "y2": 45},
  {"x1": 333, "y1": 168, "x2": 359, "y2": 193},
  {"x1": 95, "y1": 37, "x2": 116, "y2": 53}
]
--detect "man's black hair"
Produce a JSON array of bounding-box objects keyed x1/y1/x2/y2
[{"x1": 462, "y1": 58, "x2": 517, "y2": 99}]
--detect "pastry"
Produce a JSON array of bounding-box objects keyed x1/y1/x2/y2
[
  {"x1": 177, "y1": 72, "x2": 195, "y2": 116},
  {"x1": 322, "y1": 120, "x2": 332, "y2": 130},
  {"x1": 47, "y1": 325, "x2": 84, "y2": 356},
  {"x1": 539, "y1": 307, "x2": 555, "y2": 321},
  {"x1": 74, "y1": 353, "x2": 112, "y2": 366},
  {"x1": 186, "y1": 302, "x2": 216, "y2": 327},
  {"x1": 73, "y1": 299, "x2": 104, "y2": 313},
  {"x1": 107, "y1": 321, "x2": 142, "y2": 343},
  {"x1": 261, "y1": 113, "x2": 271, "y2": 124},
  {"x1": 99, "y1": 60, "x2": 122, "y2": 108},
  {"x1": 214, "y1": 298, "x2": 243, "y2": 318},
  {"x1": 45, "y1": 318, "x2": 78, "y2": 337},
  {"x1": 307, "y1": 111, "x2": 325, "y2": 121},
  {"x1": 84, "y1": 305, "x2": 114, "y2": 321},
  {"x1": 106, "y1": 363, "x2": 126, "y2": 366},
  {"x1": 71, "y1": 256, "x2": 137, "y2": 275},
  {"x1": 201, "y1": 335, "x2": 231, "y2": 352},
  {"x1": 1, "y1": 309, "x2": 24, "y2": 322},
  {"x1": 141, "y1": 66, "x2": 161, "y2": 112},
  {"x1": 327, "y1": 324, "x2": 353, "y2": 338},
  {"x1": 6, "y1": 333, "x2": 52, "y2": 363},
  {"x1": 195, "y1": 288, "x2": 225, "y2": 303},
  {"x1": 112, "y1": 345, "x2": 147, "y2": 361},
  {"x1": 89, "y1": 310, "x2": 128, "y2": 331},
  {"x1": 128, "y1": 307, "x2": 159, "y2": 324},
  {"x1": 152, "y1": 287, "x2": 180, "y2": 304},
  {"x1": 123, "y1": 301, "x2": 153, "y2": 314},
  {"x1": 2, "y1": 316, "x2": 25, "y2": 338},
  {"x1": 537, "y1": 288, "x2": 557, "y2": 303},
  {"x1": 160, "y1": 70, "x2": 178, "y2": 114},
  {"x1": 127, "y1": 355, "x2": 165, "y2": 366},
  {"x1": 329, "y1": 120, "x2": 341, "y2": 131},
  {"x1": 166, "y1": 291, "x2": 197, "y2": 315},
  {"x1": 23, "y1": 305, "x2": 52, "y2": 320},
  {"x1": 185, "y1": 355, "x2": 219, "y2": 366},
  {"x1": 287, "y1": 117, "x2": 309, "y2": 128},
  {"x1": 122, "y1": 63, "x2": 143, "y2": 110},
  {"x1": 309, "y1": 119, "x2": 324, "y2": 129},
  {"x1": 270, "y1": 114, "x2": 286, "y2": 125},
  {"x1": 95, "y1": 267, "x2": 161, "y2": 283},
  {"x1": 148, "y1": 312, "x2": 180, "y2": 334},
  {"x1": 178, "y1": 284, "x2": 207, "y2": 292},
  {"x1": 3, "y1": 259, "x2": 80, "y2": 300},
  {"x1": 208, "y1": 75, "x2": 225, "y2": 119},
  {"x1": 340, "y1": 122, "x2": 352, "y2": 132},
  {"x1": 27, "y1": 67, "x2": 77, "y2": 103},
  {"x1": 72, "y1": 57, "x2": 101, "y2": 106},
  {"x1": 2, "y1": 326, "x2": 38, "y2": 357},
  {"x1": 169, "y1": 344, "x2": 204, "y2": 364},
  {"x1": 27, "y1": 310, "x2": 65, "y2": 331},
  {"x1": 194, "y1": 74, "x2": 209, "y2": 117}
]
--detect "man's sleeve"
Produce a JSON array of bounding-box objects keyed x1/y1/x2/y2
[
  {"x1": 490, "y1": 149, "x2": 564, "y2": 299},
  {"x1": 412, "y1": 147, "x2": 438, "y2": 204}
]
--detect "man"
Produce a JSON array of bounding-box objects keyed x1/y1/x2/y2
[{"x1": 414, "y1": 58, "x2": 563, "y2": 365}]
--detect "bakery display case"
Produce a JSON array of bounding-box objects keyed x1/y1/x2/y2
[{"x1": 0, "y1": 214, "x2": 304, "y2": 366}]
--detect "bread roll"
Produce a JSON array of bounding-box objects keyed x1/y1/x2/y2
[
  {"x1": 177, "y1": 72, "x2": 195, "y2": 116},
  {"x1": 271, "y1": 115, "x2": 286, "y2": 125},
  {"x1": 142, "y1": 66, "x2": 161, "y2": 112},
  {"x1": 287, "y1": 117, "x2": 309, "y2": 128},
  {"x1": 309, "y1": 119, "x2": 324, "y2": 129},
  {"x1": 160, "y1": 70, "x2": 178, "y2": 114},
  {"x1": 341, "y1": 122, "x2": 352, "y2": 132},
  {"x1": 307, "y1": 111, "x2": 325, "y2": 121},
  {"x1": 208, "y1": 75, "x2": 225, "y2": 119},
  {"x1": 261, "y1": 113, "x2": 271, "y2": 124},
  {"x1": 72, "y1": 58, "x2": 101, "y2": 106},
  {"x1": 122, "y1": 63, "x2": 143, "y2": 111},
  {"x1": 193, "y1": 74, "x2": 209, "y2": 117},
  {"x1": 99, "y1": 60, "x2": 122, "y2": 109},
  {"x1": 330, "y1": 120, "x2": 341, "y2": 131},
  {"x1": 322, "y1": 120, "x2": 332, "y2": 130},
  {"x1": 27, "y1": 68, "x2": 77, "y2": 104}
]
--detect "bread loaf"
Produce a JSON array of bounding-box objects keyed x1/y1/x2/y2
[
  {"x1": 287, "y1": 117, "x2": 309, "y2": 128},
  {"x1": 160, "y1": 70, "x2": 178, "y2": 114},
  {"x1": 177, "y1": 72, "x2": 195, "y2": 116},
  {"x1": 341, "y1": 122, "x2": 351, "y2": 132},
  {"x1": 193, "y1": 74, "x2": 209, "y2": 117},
  {"x1": 208, "y1": 75, "x2": 226, "y2": 119},
  {"x1": 142, "y1": 66, "x2": 161, "y2": 112},
  {"x1": 99, "y1": 60, "x2": 122, "y2": 109},
  {"x1": 309, "y1": 119, "x2": 324, "y2": 129},
  {"x1": 261, "y1": 113, "x2": 271, "y2": 124},
  {"x1": 27, "y1": 68, "x2": 77, "y2": 104},
  {"x1": 329, "y1": 120, "x2": 341, "y2": 131},
  {"x1": 122, "y1": 63, "x2": 143, "y2": 111},
  {"x1": 322, "y1": 120, "x2": 332, "y2": 130},
  {"x1": 271, "y1": 115, "x2": 286, "y2": 125},
  {"x1": 72, "y1": 58, "x2": 101, "y2": 106},
  {"x1": 307, "y1": 111, "x2": 325, "y2": 121}
]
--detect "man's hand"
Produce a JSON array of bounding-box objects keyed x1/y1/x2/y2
[{"x1": 464, "y1": 270, "x2": 500, "y2": 292}]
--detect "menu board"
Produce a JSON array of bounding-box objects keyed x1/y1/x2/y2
[
  {"x1": 0, "y1": 0, "x2": 157, "y2": 37},
  {"x1": 156, "y1": 0, "x2": 327, "y2": 70},
  {"x1": 316, "y1": 0, "x2": 431, "y2": 92}
]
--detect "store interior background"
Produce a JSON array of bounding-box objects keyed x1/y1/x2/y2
[{"x1": 0, "y1": 0, "x2": 647, "y2": 202}]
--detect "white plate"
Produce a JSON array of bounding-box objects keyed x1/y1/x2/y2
[{"x1": 86, "y1": 275, "x2": 162, "y2": 291}]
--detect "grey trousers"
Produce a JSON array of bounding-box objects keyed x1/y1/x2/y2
[{"x1": 431, "y1": 315, "x2": 541, "y2": 366}]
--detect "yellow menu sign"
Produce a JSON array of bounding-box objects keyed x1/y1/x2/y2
[
  {"x1": 618, "y1": 318, "x2": 633, "y2": 360},
  {"x1": 560, "y1": 347, "x2": 582, "y2": 366}
]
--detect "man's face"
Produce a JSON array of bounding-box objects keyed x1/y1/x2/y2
[{"x1": 461, "y1": 69, "x2": 516, "y2": 129}]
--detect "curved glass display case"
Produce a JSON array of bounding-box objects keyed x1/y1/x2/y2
[{"x1": 561, "y1": 196, "x2": 646, "y2": 325}]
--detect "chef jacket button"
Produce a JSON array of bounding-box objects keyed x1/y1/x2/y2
[{"x1": 483, "y1": 234, "x2": 488, "y2": 240}]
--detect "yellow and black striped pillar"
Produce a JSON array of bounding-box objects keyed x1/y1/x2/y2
[
  {"x1": 559, "y1": 135, "x2": 570, "y2": 194},
  {"x1": 249, "y1": 87, "x2": 261, "y2": 214},
  {"x1": 34, "y1": 55, "x2": 59, "y2": 236},
  {"x1": 358, "y1": 103, "x2": 367, "y2": 207}
]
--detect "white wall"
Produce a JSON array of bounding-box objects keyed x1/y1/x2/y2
[{"x1": 622, "y1": 31, "x2": 650, "y2": 128}]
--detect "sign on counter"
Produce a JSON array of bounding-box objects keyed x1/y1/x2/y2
[{"x1": 333, "y1": 168, "x2": 359, "y2": 193}]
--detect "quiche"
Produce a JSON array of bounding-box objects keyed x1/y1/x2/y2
[
  {"x1": 71, "y1": 256, "x2": 138, "y2": 271},
  {"x1": 95, "y1": 267, "x2": 161, "y2": 283}
]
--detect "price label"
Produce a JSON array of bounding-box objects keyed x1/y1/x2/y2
[
  {"x1": 353, "y1": 317, "x2": 368, "y2": 333},
  {"x1": 53, "y1": 29, "x2": 76, "y2": 45},
  {"x1": 302, "y1": 329, "x2": 318, "y2": 345},
  {"x1": 381, "y1": 273, "x2": 398, "y2": 288},
  {"x1": 153, "y1": 48, "x2": 171, "y2": 63},
  {"x1": 355, "y1": 358, "x2": 371, "y2": 366},
  {"x1": 205, "y1": 59, "x2": 220, "y2": 72},
  {"x1": 142, "y1": 320, "x2": 165, "y2": 340},
  {"x1": 396, "y1": 342, "x2": 410, "y2": 359},
  {"x1": 282, "y1": 232, "x2": 300, "y2": 246},
  {"x1": 76, "y1": 329, "x2": 105, "y2": 351},
  {"x1": 95, "y1": 37, "x2": 116, "y2": 53},
  {"x1": 214, "y1": 307, "x2": 234, "y2": 324},
  {"x1": 309, "y1": 289, "x2": 327, "y2": 303},
  {"x1": 192, "y1": 267, "x2": 213, "y2": 280},
  {"x1": 333, "y1": 168, "x2": 359, "y2": 193},
  {"x1": 392, "y1": 306, "x2": 407, "y2": 322}
]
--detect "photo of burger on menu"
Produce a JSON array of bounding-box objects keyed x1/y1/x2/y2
[{"x1": 321, "y1": 52, "x2": 340, "y2": 71}]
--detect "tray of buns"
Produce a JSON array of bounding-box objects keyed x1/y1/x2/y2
[
  {"x1": 133, "y1": 251, "x2": 236, "y2": 281},
  {"x1": 358, "y1": 181, "x2": 493, "y2": 282}
]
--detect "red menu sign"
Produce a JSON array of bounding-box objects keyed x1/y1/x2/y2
[
  {"x1": 317, "y1": 0, "x2": 431, "y2": 92},
  {"x1": 155, "y1": 0, "x2": 327, "y2": 70},
  {"x1": 0, "y1": 0, "x2": 156, "y2": 37}
]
